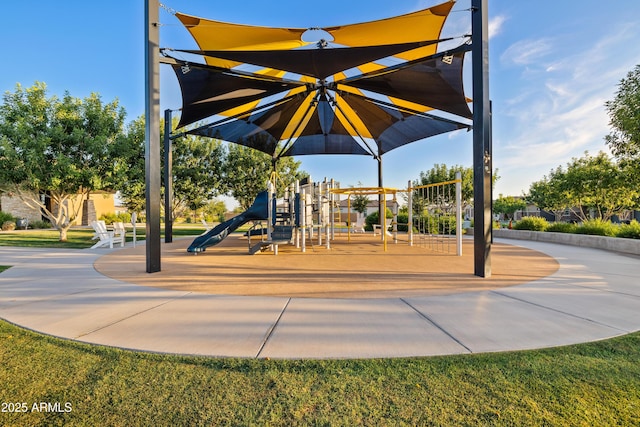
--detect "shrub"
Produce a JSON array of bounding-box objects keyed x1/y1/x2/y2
[
  {"x1": 0, "y1": 211, "x2": 17, "y2": 225},
  {"x1": 412, "y1": 214, "x2": 458, "y2": 235},
  {"x1": 30, "y1": 220, "x2": 53, "y2": 229},
  {"x1": 575, "y1": 219, "x2": 618, "y2": 237},
  {"x1": 546, "y1": 222, "x2": 578, "y2": 234},
  {"x1": 2, "y1": 221, "x2": 16, "y2": 231},
  {"x1": 99, "y1": 212, "x2": 132, "y2": 225},
  {"x1": 514, "y1": 216, "x2": 548, "y2": 231},
  {"x1": 397, "y1": 212, "x2": 409, "y2": 232},
  {"x1": 365, "y1": 209, "x2": 393, "y2": 232},
  {"x1": 616, "y1": 220, "x2": 640, "y2": 239}
]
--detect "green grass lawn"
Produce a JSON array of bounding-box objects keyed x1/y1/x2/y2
[
  {"x1": 0, "y1": 319, "x2": 638, "y2": 426},
  {"x1": 1, "y1": 228, "x2": 639, "y2": 425},
  {"x1": 0, "y1": 226, "x2": 206, "y2": 249}
]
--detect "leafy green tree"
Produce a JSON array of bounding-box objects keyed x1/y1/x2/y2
[
  {"x1": 526, "y1": 167, "x2": 568, "y2": 221},
  {"x1": 563, "y1": 152, "x2": 637, "y2": 221},
  {"x1": 412, "y1": 163, "x2": 499, "y2": 207},
  {"x1": 224, "y1": 143, "x2": 307, "y2": 210},
  {"x1": 0, "y1": 82, "x2": 126, "y2": 240},
  {"x1": 605, "y1": 64, "x2": 640, "y2": 160},
  {"x1": 414, "y1": 164, "x2": 474, "y2": 205},
  {"x1": 113, "y1": 116, "x2": 146, "y2": 214},
  {"x1": 168, "y1": 132, "x2": 226, "y2": 221},
  {"x1": 350, "y1": 182, "x2": 370, "y2": 217},
  {"x1": 527, "y1": 152, "x2": 638, "y2": 222},
  {"x1": 199, "y1": 199, "x2": 227, "y2": 223},
  {"x1": 115, "y1": 115, "x2": 227, "y2": 222},
  {"x1": 493, "y1": 195, "x2": 527, "y2": 220}
]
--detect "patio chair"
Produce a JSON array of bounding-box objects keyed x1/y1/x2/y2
[
  {"x1": 352, "y1": 216, "x2": 366, "y2": 233},
  {"x1": 373, "y1": 218, "x2": 393, "y2": 236},
  {"x1": 113, "y1": 221, "x2": 126, "y2": 244},
  {"x1": 91, "y1": 220, "x2": 107, "y2": 240},
  {"x1": 90, "y1": 220, "x2": 125, "y2": 249}
]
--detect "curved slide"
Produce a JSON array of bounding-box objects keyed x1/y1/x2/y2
[{"x1": 187, "y1": 190, "x2": 268, "y2": 253}]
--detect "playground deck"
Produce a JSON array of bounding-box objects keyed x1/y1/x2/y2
[{"x1": 94, "y1": 233, "x2": 559, "y2": 299}]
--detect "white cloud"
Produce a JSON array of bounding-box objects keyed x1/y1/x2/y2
[
  {"x1": 500, "y1": 38, "x2": 553, "y2": 66},
  {"x1": 489, "y1": 15, "x2": 507, "y2": 39}
]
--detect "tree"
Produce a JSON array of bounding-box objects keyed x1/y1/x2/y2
[
  {"x1": 412, "y1": 163, "x2": 499, "y2": 207},
  {"x1": 605, "y1": 64, "x2": 640, "y2": 161},
  {"x1": 562, "y1": 152, "x2": 638, "y2": 221},
  {"x1": 113, "y1": 116, "x2": 146, "y2": 214},
  {"x1": 414, "y1": 164, "x2": 474, "y2": 206},
  {"x1": 493, "y1": 195, "x2": 527, "y2": 220},
  {"x1": 224, "y1": 142, "x2": 307, "y2": 210},
  {"x1": 200, "y1": 199, "x2": 227, "y2": 223},
  {"x1": 115, "y1": 115, "x2": 226, "y2": 221},
  {"x1": 0, "y1": 82, "x2": 126, "y2": 240},
  {"x1": 350, "y1": 182, "x2": 370, "y2": 217},
  {"x1": 526, "y1": 167, "x2": 568, "y2": 221},
  {"x1": 526, "y1": 152, "x2": 638, "y2": 222},
  {"x1": 168, "y1": 132, "x2": 226, "y2": 221}
]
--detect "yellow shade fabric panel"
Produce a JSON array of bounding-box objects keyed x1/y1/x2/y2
[
  {"x1": 334, "y1": 95, "x2": 374, "y2": 138},
  {"x1": 325, "y1": 1, "x2": 454, "y2": 48},
  {"x1": 387, "y1": 96, "x2": 435, "y2": 113},
  {"x1": 175, "y1": 13, "x2": 309, "y2": 51},
  {"x1": 279, "y1": 92, "x2": 318, "y2": 140}
]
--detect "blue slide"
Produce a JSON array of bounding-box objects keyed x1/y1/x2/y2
[{"x1": 187, "y1": 190, "x2": 268, "y2": 253}]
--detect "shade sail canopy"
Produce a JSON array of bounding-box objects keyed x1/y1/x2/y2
[
  {"x1": 172, "y1": 39, "x2": 445, "y2": 80},
  {"x1": 171, "y1": 62, "x2": 307, "y2": 128},
  {"x1": 168, "y1": 0, "x2": 472, "y2": 159}
]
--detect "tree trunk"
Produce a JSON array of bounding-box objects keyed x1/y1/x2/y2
[{"x1": 59, "y1": 227, "x2": 69, "y2": 242}]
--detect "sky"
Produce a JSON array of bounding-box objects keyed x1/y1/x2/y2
[{"x1": 2, "y1": 0, "x2": 640, "y2": 209}]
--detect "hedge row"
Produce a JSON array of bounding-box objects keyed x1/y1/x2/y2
[{"x1": 514, "y1": 217, "x2": 640, "y2": 239}]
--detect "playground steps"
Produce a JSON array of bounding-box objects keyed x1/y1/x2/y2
[{"x1": 248, "y1": 226, "x2": 294, "y2": 255}]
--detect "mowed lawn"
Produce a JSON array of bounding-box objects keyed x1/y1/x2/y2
[
  {"x1": 1, "y1": 230, "x2": 639, "y2": 425},
  {"x1": 0, "y1": 225, "x2": 206, "y2": 249},
  {"x1": 0, "y1": 320, "x2": 639, "y2": 426}
]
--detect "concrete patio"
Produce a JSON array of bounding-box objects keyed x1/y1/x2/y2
[{"x1": 1, "y1": 238, "x2": 639, "y2": 359}]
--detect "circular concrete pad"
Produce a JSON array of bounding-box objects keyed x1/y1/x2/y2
[{"x1": 95, "y1": 234, "x2": 559, "y2": 298}]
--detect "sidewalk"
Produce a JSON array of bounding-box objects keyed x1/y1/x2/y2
[{"x1": 1, "y1": 239, "x2": 639, "y2": 359}]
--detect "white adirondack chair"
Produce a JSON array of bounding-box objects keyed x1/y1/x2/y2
[
  {"x1": 352, "y1": 215, "x2": 366, "y2": 233},
  {"x1": 373, "y1": 218, "x2": 393, "y2": 236},
  {"x1": 91, "y1": 220, "x2": 107, "y2": 240},
  {"x1": 113, "y1": 222, "x2": 126, "y2": 244},
  {"x1": 90, "y1": 221, "x2": 125, "y2": 249}
]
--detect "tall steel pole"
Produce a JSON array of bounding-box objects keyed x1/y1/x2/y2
[
  {"x1": 472, "y1": 0, "x2": 492, "y2": 277},
  {"x1": 145, "y1": 0, "x2": 161, "y2": 272},
  {"x1": 164, "y1": 109, "x2": 173, "y2": 244}
]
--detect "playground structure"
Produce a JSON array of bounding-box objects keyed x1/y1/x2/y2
[
  {"x1": 187, "y1": 176, "x2": 341, "y2": 254},
  {"x1": 187, "y1": 173, "x2": 463, "y2": 256},
  {"x1": 144, "y1": 1, "x2": 492, "y2": 276},
  {"x1": 407, "y1": 172, "x2": 463, "y2": 256}
]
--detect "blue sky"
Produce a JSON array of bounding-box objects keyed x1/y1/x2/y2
[{"x1": 2, "y1": 0, "x2": 640, "y2": 208}]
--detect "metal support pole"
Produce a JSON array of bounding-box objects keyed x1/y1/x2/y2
[
  {"x1": 378, "y1": 156, "x2": 384, "y2": 241},
  {"x1": 472, "y1": 0, "x2": 491, "y2": 277},
  {"x1": 455, "y1": 171, "x2": 462, "y2": 256},
  {"x1": 145, "y1": 0, "x2": 161, "y2": 273},
  {"x1": 407, "y1": 180, "x2": 413, "y2": 246},
  {"x1": 164, "y1": 109, "x2": 173, "y2": 244},
  {"x1": 301, "y1": 189, "x2": 306, "y2": 252}
]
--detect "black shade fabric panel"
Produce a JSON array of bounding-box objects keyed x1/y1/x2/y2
[
  {"x1": 344, "y1": 52, "x2": 472, "y2": 119},
  {"x1": 339, "y1": 94, "x2": 469, "y2": 155},
  {"x1": 171, "y1": 63, "x2": 305, "y2": 128},
  {"x1": 281, "y1": 134, "x2": 371, "y2": 157},
  {"x1": 185, "y1": 95, "x2": 310, "y2": 155},
  {"x1": 282, "y1": 97, "x2": 372, "y2": 156},
  {"x1": 175, "y1": 40, "x2": 444, "y2": 79}
]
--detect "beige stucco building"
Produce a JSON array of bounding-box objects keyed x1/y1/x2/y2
[{"x1": 1, "y1": 191, "x2": 115, "y2": 226}]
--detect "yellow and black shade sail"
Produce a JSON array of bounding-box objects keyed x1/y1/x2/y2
[{"x1": 167, "y1": 0, "x2": 472, "y2": 159}]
